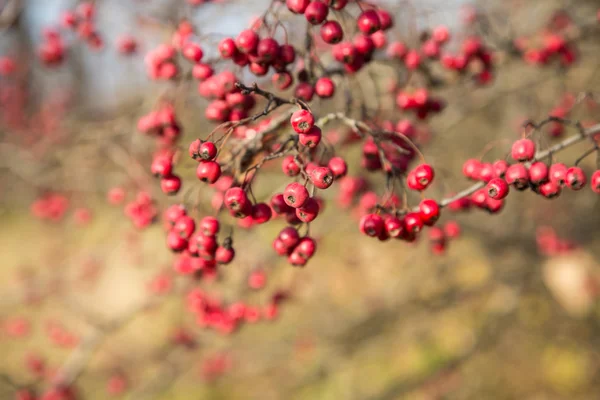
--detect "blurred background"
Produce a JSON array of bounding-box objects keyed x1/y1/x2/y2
[{"x1": 2, "y1": 0, "x2": 600, "y2": 399}]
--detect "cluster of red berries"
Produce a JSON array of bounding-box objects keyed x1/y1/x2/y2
[
  {"x1": 396, "y1": 88, "x2": 446, "y2": 120},
  {"x1": 60, "y1": 2, "x2": 102, "y2": 50},
  {"x1": 198, "y1": 72, "x2": 258, "y2": 123},
  {"x1": 517, "y1": 33, "x2": 577, "y2": 67},
  {"x1": 164, "y1": 204, "x2": 235, "y2": 270},
  {"x1": 137, "y1": 104, "x2": 182, "y2": 145},
  {"x1": 218, "y1": 28, "x2": 296, "y2": 78},
  {"x1": 150, "y1": 149, "x2": 181, "y2": 195},
  {"x1": 186, "y1": 288, "x2": 283, "y2": 335},
  {"x1": 124, "y1": 191, "x2": 158, "y2": 229},
  {"x1": 30, "y1": 193, "x2": 70, "y2": 222},
  {"x1": 440, "y1": 36, "x2": 494, "y2": 84}
]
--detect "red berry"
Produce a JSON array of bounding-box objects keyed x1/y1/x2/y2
[
  {"x1": 151, "y1": 155, "x2": 172, "y2": 177},
  {"x1": 282, "y1": 155, "x2": 301, "y2": 176},
  {"x1": 271, "y1": 193, "x2": 293, "y2": 214},
  {"x1": 528, "y1": 161, "x2": 549, "y2": 184},
  {"x1": 283, "y1": 182, "x2": 309, "y2": 208},
  {"x1": 224, "y1": 187, "x2": 250, "y2": 213},
  {"x1": 298, "y1": 126, "x2": 322, "y2": 148},
  {"x1": 315, "y1": 77, "x2": 335, "y2": 98},
  {"x1": 565, "y1": 166, "x2": 587, "y2": 190},
  {"x1": 198, "y1": 141, "x2": 217, "y2": 160},
  {"x1": 218, "y1": 38, "x2": 237, "y2": 58},
  {"x1": 462, "y1": 159, "x2": 481, "y2": 180},
  {"x1": 328, "y1": 157, "x2": 347, "y2": 178},
  {"x1": 357, "y1": 10, "x2": 381, "y2": 34},
  {"x1": 200, "y1": 216, "x2": 220, "y2": 236},
  {"x1": 444, "y1": 220, "x2": 461, "y2": 238},
  {"x1": 404, "y1": 212, "x2": 423, "y2": 234},
  {"x1": 305, "y1": 1, "x2": 328, "y2": 25},
  {"x1": 384, "y1": 216, "x2": 404, "y2": 238},
  {"x1": 167, "y1": 230, "x2": 188, "y2": 252},
  {"x1": 161, "y1": 175, "x2": 181, "y2": 195},
  {"x1": 279, "y1": 227, "x2": 300, "y2": 248},
  {"x1": 471, "y1": 188, "x2": 489, "y2": 209},
  {"x1": 174, "y1": 216, "x2": 196, "y2": 239},
  {"x1": 511, "y1": 138, "x2": 536, "y2": 162},
  {"x1": 251, "y1": 203, "x2": 272, "y2": 224},
  {"x1": 478, "y1": 163, "x2": 495, "y2": 182},
  {"x1": 216, "y1": 245, "x2": 235, "y2": 265},
  {"x1": 310, "y1": 166, "x2": 334, "y2": 189},
  {"x1": 326, "y1": 0, "x2": 347, "y2": 10},
  {"x1": 196, "y1": 161, "x2": 221, "y2": 183},
  {"x1": 591, "y1": 170, "x2": 600, "y2": 193},
  {"x1": 549, "y1": 163, "x2": 568, "y2": 186},
  {"x1": 418, "y1": 199, "x2": 440, "y2": 226},
  {"x1": 376, "y1": 9, "x2": 393, "y2": 30},
  {"x1": 492, "y1": 160, "x2": 509, "y2": 178},
  {"x1": 505, "y1": 163, "x2": 529, "y2": 190},
  {"x1": 359, "y1": 213, "x2": 384, "y2": 237},
  {"x1": 257, "y1": 38, "x2": 280, "y2": 62},
  {"x1": 290, "y1": 109, "x2": 314, "y2": 133},
  {"x1": 235, "y1": 29, "x2": 259, "y2": 54},
  {"x1": 487, "y1": 177, "x2": 509, "y2": 200},
  {"x1": 183, "y1": 42, "x2": 203, "y2": 62},
  {"x1": 296, "y1": 197, "x2": 320, "y2": 222},
  {"x1": 286, "y1": 0, "x2": 310, "y2": 14},
  {"x1": 412, "y1": 164, "x2": 435, "y2": 189},
  {"x1": 539, "y1": 180, "x2": 562, "y2": 199},
  {"x1": 321, "y1": 20, "x2": 343, "y2": 44}
]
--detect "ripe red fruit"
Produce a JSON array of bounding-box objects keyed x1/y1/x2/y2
[
  {"x1": 294, "y1": 82, "x2": 315, "y2": 101},
  {"x1": 167, "y1": 230, "x2": 188, "y2": 252},
  {"x1": 315, "y1": 77, "x2": 335, "y2": 98},
  {"x1": 321, "y1": 20, "x2": 343, "y2": 44},
  {"x1": 151, "y1": 156, "x2": 172, "y2": 177},
  {"x1": 487, "y1": 178, "x2": 509, "y2": 200},
  {"x1": 539, "y1": 181, "x2": 562, "y2": 198},
  {"x1": 218, "y1": 38, "x2": 237, "y2": 58},
  {"x1": 224, "y1": 187, "x2": 250, "y2": 213},
  {"x1": 200, "y1": 216, "x2": 220, "y2": 236},
  {"x1": 565, "y1": 166, "x2": 587, "y2": 190},
  {"x1": 216, "y1": 244, "x2": 235, "y2": 265},
  {"x1": 270, "y1": 193, "x2": 293, "y2": 214},
  {"x1": 183, "y1": 42, "x2": 203, "y2": 62},
  {"x1": 328, "y1": 156, "x2": 347, "y2": 178},
  {"x1": 376, "y1": 9, "x2": 393, "y2": 30},
  {"x1": 296, "y1": 197, "x2": 320, "y2": 222},
  {"x1": 286, "y1": 0, "x2": 310, "y2": 13},
  {"x1": 305, "y1": 1, "x2": 329, "y2": 24},
  {"x1": 505, "y1": 163, "x2": 529, "y2": 190},
  {"x1": 290, "y1": 109, "x2": 314, "y2": 133},
  {"x1": 492, "y1": 160, "x2": 509, "y2": 178},
  {"x1": 418, "y1": 199, "x2": 440, "y2": 226},
  {"x1": 549, "y1": 163, "x2": 568, "y2": 186},
  {"x1": 462, "y1": 159, "x2": 481, "y2": 180},
  {"x1": 403, "y1": 212, "x2": 423, "y2": 234},
  {"x1": 444, "y1": 220, "x2": 461, "y2": 238},
  {"x1": 326, "y1": 0, "x2": 347, "y2": 10},
  {"x1": 528, "y1": 161, "x2": 549, "y2": 184},
  {"x1": 174, "y1": 216, "x2": 196, "y2": 239},
  {"x1": 283, "y1": 182, "x2": 309, "y2": 208},
  {"x1": 471, "y1": 188, "x2": 489, "y2": 209},
  {"x1": 235, "y1": 29, "x2": 259, "y2": 54},
  {"x1": 511, "y1": 138, "x2": 536, "y2": 162},
  {"x1": 299, "y1": 126, "x2": 322, "y2": 148},
  {"x1": 412, "y1": 164, "x2": 435, "y2": 189},
  {"x1": 591, "y1": 170, "x2": 600, "y2": 193},
  {"x1": 279, "y1": 227, "x2": 300, "y2": 248},
  {"x1": 310, "y1": 166, "x2": 334, "y2": 189},
  {"x1": 196, "y1": 161, "x2": 222, "y2": 183},
  {"x1": 282, "y1": 155, "x2": 301, "y2": 176},
  {"x1": 251, "y1": 203, "x2": 272, "y2": 224},
  {"x1": 384, "y1": 216, "x2": 404, "y2": 238},
  {"x1": 161, "y1": 175, "x2": 181, "y2": 195},
  {"x1": 357, "y1": 10, "x2": 381, "y2": 34},
  {"x1": 256, "y1": 38, "x2": 280, "y2": 62},
  {"x1": 192, "y1": 63, "x2": 213, "y2": 80},
  {"x1": 295, "y1": 237, "x2": 317, "y2": 258},
  {"x1": 478, "y1": 163, "x2": 495, "y2": 182},
  {"x1": 198, "y1": 141, "x2": 217, "y2": 160},
  {"x1": 359, "y1": 213, "x2": 384, "y2": 237}
]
